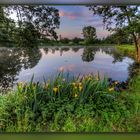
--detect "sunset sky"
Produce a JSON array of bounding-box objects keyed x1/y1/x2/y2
[
  {"x1": 55, "y1": 6, "x2": 110, "y2": 39},
  {"x1": 10, "y1": 5, "x2": 111, "y2": 39}
]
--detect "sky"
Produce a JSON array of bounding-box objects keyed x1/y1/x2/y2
[
  {"x1": 10, "y1": 6, "x2": 111, "y2": 39},
  {"x1": 55, "y1": 6, "x2": 110, "y2": 39}
]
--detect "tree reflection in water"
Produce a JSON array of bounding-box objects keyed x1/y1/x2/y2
[
  {"x1": 82, "y1": 47, "x2": 96, "y2": 62},
  {"x1": 81, "y1": 46, "x2": 124, "y2": 63},
  {"x1": 0, "y1": 47, "x2": 41, "y2": 92},
  {"x1": 128, "y1": 62, "x2": 140, "y2": 78},
  {"x1": 72, "y1": 47, "x2": 80, "y2": 52},
  {"x1": 60, "y1": 47, "x2": 70, "y2": 56},
  {"x1": 101, "y1": 46, "x2": 124, "y2": 63}
]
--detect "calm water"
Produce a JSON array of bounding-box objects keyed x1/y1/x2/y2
[{"x1": 0, "y1": 46, "x2": 134, "y2": 90}]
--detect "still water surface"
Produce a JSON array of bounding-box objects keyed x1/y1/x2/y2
[{"x1": 0, "y1": 46, "x2": 134, "y2": 90}]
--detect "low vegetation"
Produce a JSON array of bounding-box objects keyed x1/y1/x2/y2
[
  {"x1": 0, "y1": 72, "x2": 140, "y2": 132},
  {"x1": 116, "y1": 45, "x2": 135, "y2": 58}
]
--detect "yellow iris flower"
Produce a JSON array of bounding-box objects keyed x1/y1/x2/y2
[
  {"x1": 74, "y1": 93, "x2": 78, "y2": 97},
  {"x1": 53, "y1": 87, "x2": 58, "y2": 93},
  {"x1": 109, "y1": 87, "x2": 114, "y2": 92},
  {"x1": 72, "y1": 82, "x2": 76, "y2": 86},
  {"x1": 79, "y1": 86, "x2": 83, "y2": 92}
]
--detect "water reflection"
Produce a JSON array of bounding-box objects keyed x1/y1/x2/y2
[
  {"x1": 0, "y1": 48, "x2": 41, "y2": 91},
  {"x1": 60, "y1": 47, "x2": 70, "y2": 56},
  {"x1": 0, "y1": 46, "x2": 135, "y2": 90},
  {"x1": 128, "y1": 62, "x2": 140, "y2": 78},
  {"x1": 72, "y1": 47, "x2": 80, "y2": 52},
  {"x1": 82, "y1": 47, "x2": 95, "y2": 62}
]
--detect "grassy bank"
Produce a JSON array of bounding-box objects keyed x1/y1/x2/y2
[
  {"x1": 116, "y1": 44, "x2": 135, "y2": 58},
  {"x1": 0, "y1": 73, "x2": 140, "y2": 132}
]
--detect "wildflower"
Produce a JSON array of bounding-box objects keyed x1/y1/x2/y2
[
  {"x1": 17, "y1": 82, "x2": 22, "y2": 86},
  {"x1": 115, "y1": 81, "x2": 118, "y2": 85},
  {"x1": 62, "y1": 78, "x2": 66, "y2": 82},
  {"x1": 109, "y1": 87, "x2": 114, "y2": 92},
  {"x1": 78, "y1": 82, "x2": 82, "y2": 86},
  {"x1": 114, "y1": 86, "x2": 120, "y2": 92},
  {"x1": 17, "y1": 82, "x2": 23, "y2": 88},
  {"x1": 88, "y1": 77, "x2": 92, "y2": 81},
  {"x1": 74, "y1": 86, "x2": 78, "y2": 90},
  {"x1": 79, "y1": 86, "x2": 83, "y2": 92},
  {"x1": 72, "y1": 82, "x2": 76, "y2": 86},
  {"x1": 53, "y1": 87, "x2": 58, "y2": 94},
  {"x1": 74, "y1": 93, "x2": 78, "y2": 97}
]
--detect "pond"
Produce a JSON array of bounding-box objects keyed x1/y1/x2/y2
[{"x1": 0, "y1": 46, "x2": 134, "y2": 90}]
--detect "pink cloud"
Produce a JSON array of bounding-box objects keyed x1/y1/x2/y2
[
  {"x1": 59, "y1": 11, "x2": 76, "y2": 20},
  {"x1": 59, "y1": 10, "x2": 87, "y2": 20}
]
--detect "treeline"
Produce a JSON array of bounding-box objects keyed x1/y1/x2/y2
[
  {"x1": 42, "y1": 26, "x2": 134, "y2": 46},
  {"x1": 42, "y1": 32, "x2": 133, "y2": 46}
]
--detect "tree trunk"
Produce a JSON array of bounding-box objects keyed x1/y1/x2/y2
[{"x1": 136, "y1": 37, "x2": 140, "y2": 63}]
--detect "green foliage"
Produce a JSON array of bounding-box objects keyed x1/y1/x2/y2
[
  {"x1": 60, "y1": 38, "x2": 70, "y2": 44},
  {"x1": 13, "y1": 23, "x2": 40, "y2": 47},
  {"x1": 89, "y1": 6, "x2": 140, "y2": 33},
  {"x1": 0, "y1": 5, "x2": 60, "y2": 47},
  {"x1": 0, "y1": 73, "x2": 140, "y2": 132},
  {"x1": 103, "y1": 28, "x2": 133, "y2": 45},
  {"x1": 82, "y1": 26, "x2": 96, "y2": 44},
  {"x1": 0, "y1": 6, "x2": 16, "y2": 46}
]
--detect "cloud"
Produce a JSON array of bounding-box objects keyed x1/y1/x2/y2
[
  {"x1": 59, "y1": 10, "x2": 87, "y2": 20},
  {"x1": 59, "y1": 11, "x2": 76, "y2": 20}
]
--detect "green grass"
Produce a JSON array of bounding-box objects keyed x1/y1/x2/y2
[
  {"x1": 116, "y1": 44, "x2": 136, "y2": 58},
  {"x1": 0, "y1": 73, "x2": 140, "y2": 132}
]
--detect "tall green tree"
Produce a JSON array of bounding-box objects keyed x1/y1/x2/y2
[
  {"x1": 0, "y1": 5, "x2": 60, "y2": 47},
  {"x1": 89, "y1": 6, "x2": 140, "y2": 62},
  {"x1": 82, "y1": 26, "x2": 96, "y2": 44},
  {"x1": 103, "y1": 28, "x2": 132, "y2": 45},
  {"x1": 0, "y1": 6, "x2": 15, "y2": 45},
  {"x1": 113, "y1": 28, "x2": 132, "y2": 45}
]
